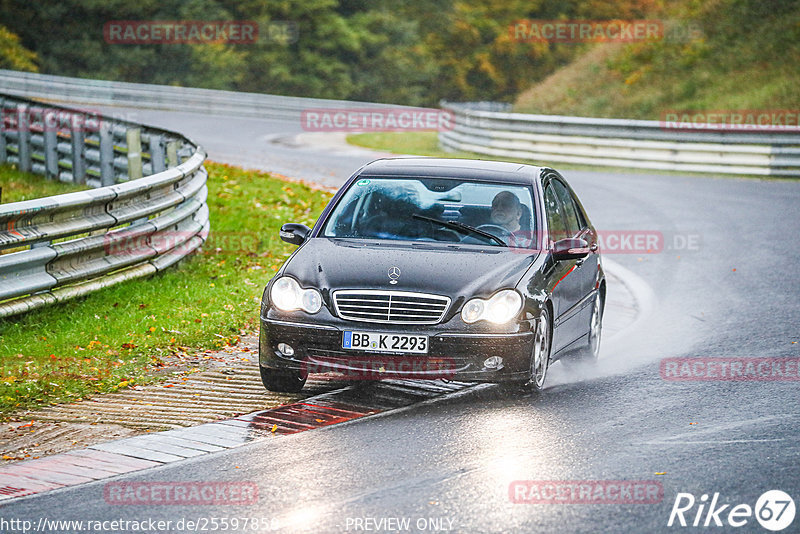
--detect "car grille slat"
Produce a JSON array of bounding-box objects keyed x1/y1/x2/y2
[
  {"x1": 333, "y1": 290, "x2": 450, "y2": 324},
  {"x1": 337, "y1": 298, "x2": 390, "y2": 304},
  {"x1": 338, "y1": 309, "x2": 389, "y2": 316}
]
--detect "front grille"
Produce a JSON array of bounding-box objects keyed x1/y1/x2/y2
[{"x1": 333, "y1": 290, "x2": 450, "y2": 324}]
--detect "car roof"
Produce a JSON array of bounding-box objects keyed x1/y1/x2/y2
[{"x1": 357, "y1": 157, "x2": 543, "y2": 184}]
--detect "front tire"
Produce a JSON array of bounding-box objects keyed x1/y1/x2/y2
[
  {"x1": 528, "y1": 308, "x2": 552, "y2": 391},
  {"x1": 260, "y1": 365, "x2": 306, "y2": 393}
]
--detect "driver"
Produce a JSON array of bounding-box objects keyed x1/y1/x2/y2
[
  {"x1": 489, "y1": 191, "x2": 533, "y2": 247},
  {"x1": 490, "y1": 191, "x2": 523, "y2": 233}
]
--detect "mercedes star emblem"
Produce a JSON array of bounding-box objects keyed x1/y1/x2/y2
[{"x1": 388, "y1": 266, "x2": 401, "y2": 284}]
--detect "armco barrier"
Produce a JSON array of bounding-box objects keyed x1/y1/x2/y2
[
  {"x1": 0, "y1": 69, "x2": 400, "y2": 120},
  {"x1": 0, "y1": 94, "x2": 209, "y2": 318},
  {"x1": 439, "y1": 102, "x2": 800, "y2": 177},
  {"x1": 3, "y1": 71, "x2": 798, "y2": 176}
]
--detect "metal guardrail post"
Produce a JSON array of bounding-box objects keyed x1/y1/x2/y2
[
  {"x1": 0, "y1": 137, "x2": 5, "y2": 165},
  {"x1": 99, "y1": 120, "x2": 114, "y2": 186},
  {"x1": 148, "y1": 133, "x2": 166, "y2": 173},
  {"x1": 126, "y1": 127, "x2": 143, "y2": 180},
  {"x1": 43, "y1": 108, "x2": 58, "y2": 179},
  {"x1": 17, "y1": 104, "x2": 31, "y2": 172},
  {"x1": 166, "y1": 140, "x2": 178, "y2": 167},
  {"x1": 70, "y1": 117, "x2": 86, "y2": 184},
  {"x1": 0, "y1": 98, "x2": 6, "y2": 165}
]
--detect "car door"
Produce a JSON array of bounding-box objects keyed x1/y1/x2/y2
[
  {"x1": 543, "y1": 178, "x2": 584, "y2": 353},
  {"x1": 551, "y1": 177, "x2": 598, "y2": 343}
]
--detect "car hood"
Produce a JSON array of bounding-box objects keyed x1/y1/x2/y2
[{"x1": 282, "y1": 238, "x2": 538, "y2": 299}]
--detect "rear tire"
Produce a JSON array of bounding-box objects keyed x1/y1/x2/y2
[
  {"x1": 565, "y1": 292, "x2": 603, "y2": 366},
  {"x1": 260, "y1": 365, "x2": 306, "y2": 393},
  {"x1": 583, "y1": 292, "x2": 603, "y2": 362}
]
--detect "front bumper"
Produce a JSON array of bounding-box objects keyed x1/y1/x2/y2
[{"x1": 259, "y1": 314, "x2": 535, "y2": 382}]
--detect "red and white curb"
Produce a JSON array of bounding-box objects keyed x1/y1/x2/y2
[{"x1": 0, "y1": 380, "x2": 472, "y2": 502}]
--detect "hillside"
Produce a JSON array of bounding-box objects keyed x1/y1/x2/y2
[{"x1": 514, "y1": 0, "x2": 800, "y2": 119}]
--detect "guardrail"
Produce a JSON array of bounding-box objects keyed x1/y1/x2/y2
[
  {"x1": 439, "y1": 102, "x2": 800, "y2": 177},
  {"x1": 0, "y1": 69, "x2": 400, "y2": 120},
  {"x1": 0, "y1": 94, "x2": 209, "y2": 318}
]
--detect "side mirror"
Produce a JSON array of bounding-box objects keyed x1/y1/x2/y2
[
  {"x1": 280, "y1": 223, "x2": 311, "y2": 246},
  {"x1": 552, "y1": 238, "x2": 589, "y2": 261}
]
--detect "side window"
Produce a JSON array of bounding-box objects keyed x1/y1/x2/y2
[
  {"x1": 552, "y1": 180, "x2": 580, "y2": 237},
  {"x1": 544, "y1": 183, "x2": 567, "y2": 242}
]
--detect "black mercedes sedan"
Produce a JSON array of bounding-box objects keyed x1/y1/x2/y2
[{"x1": 259, "y1": 158, "x2": 604, "y2": 392}]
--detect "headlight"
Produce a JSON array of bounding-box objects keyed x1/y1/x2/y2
[
  {"x1": 270, "y1": 276, "x2": 323, "y2": 314},
  {"x1": 461, "y1": 289, "x2": 523, "y2": 324}
]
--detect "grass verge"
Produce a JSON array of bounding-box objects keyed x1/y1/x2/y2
[
  {"x1": 0, "y1": 162, "x2": 333, "y2": 419},
  {"x1": 513, "y1": 2, "x2": 799, "y2": 119},
  {"x1": 0, "y1": 165, "x2": 88, "y2": 204},
  {"x1": 346, "y1": 132, "x2": 475, "y2": 158}
]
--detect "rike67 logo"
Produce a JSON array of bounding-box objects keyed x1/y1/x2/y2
[{"x1": 668, "y1": 490, "x2": 795, "y2": 531}]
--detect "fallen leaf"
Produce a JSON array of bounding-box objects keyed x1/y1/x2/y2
[{"x1": 271, "y1": 424, "x2": 277, "y2": 433}]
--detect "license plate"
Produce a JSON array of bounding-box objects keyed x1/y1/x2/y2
[{"x1": 342, "y1": 331, "x2": 429, "y2": 354}]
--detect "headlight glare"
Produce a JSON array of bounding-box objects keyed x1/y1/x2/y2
[
  {"x1": 461, "y1": 289, "x2": 522, "y2": 324},
  {"x1": 270, "y1": 277, "x2": 323, "y2": 314},
  {"x1": 271, "y1": 277, "x2": 301, "y2": 311},
  {"x1": 486, "y1": 290, "x2": 523, "y2": 323}
]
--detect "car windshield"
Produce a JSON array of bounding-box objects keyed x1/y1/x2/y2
[{"x1": 321, "y1": 177, "x2": 536, "y2": 248}]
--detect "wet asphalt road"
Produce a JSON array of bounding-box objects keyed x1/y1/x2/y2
[{"x1": 2, "y1": 108, "x2": 799, "y2": 533}]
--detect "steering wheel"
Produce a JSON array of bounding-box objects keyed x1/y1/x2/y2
[
  {"x1": 474, "y1": 224, "x2": 518, "y2": 245},
  {"x1": 476, "y1": 224, "x2": 512, "y2": 237}
]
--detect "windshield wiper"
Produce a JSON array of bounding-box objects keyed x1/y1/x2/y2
[{"x1": 412, "y1": 214, "x2": 507, "y2": 247}]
